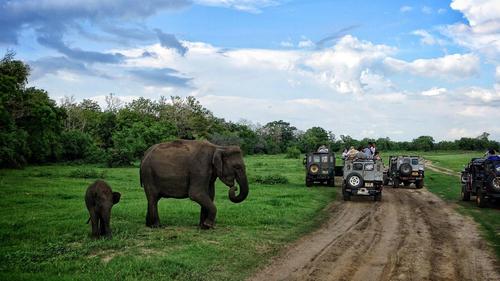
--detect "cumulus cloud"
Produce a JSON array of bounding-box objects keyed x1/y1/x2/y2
[
  {"x1": 442, "y1": 0, "x2": 500, "y2": 60},
  {"x1": 384, "y1": 53, "x2": 480, "y2": 79},
  {"x1": 422, "y1": 87, "x2": 447, "y2": 96},
  {"x1": 305, "y1": 35, "x2": 394, "y2": 94},
  {"x1": 411, "y1": 30, "x2": 445, "y2": 46}
]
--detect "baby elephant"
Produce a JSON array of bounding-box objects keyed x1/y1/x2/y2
[{"x1": 85, "y1": 180, "x2": 121, "y2": 238}]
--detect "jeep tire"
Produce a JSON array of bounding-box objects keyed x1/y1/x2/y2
[
  {"x1": 306, "y1": 179, "x2": 313, "y2": 187},
  {"x1": 399, "y1": 163, "x2": 412, "y2": 176},
  {"x1": 393, "y1": 178, "x2": 400, "y2": 188},
  {"x1": 374, "y1": 193, "x2": 382, "y2": 202},
  {"x1": 415, "y1": 179, "x2": 424, "y2": 189},
  {"x1": 461, "y1": 185, "x2": 470, "y2": 201},
  {"x1": 346, "y1": 173, "x2": 363, "y2": 189}
]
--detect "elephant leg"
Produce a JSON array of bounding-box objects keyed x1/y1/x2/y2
[
  {"x1": 100, "y1": 211, "x2": 112, "y2": 238},
  {"x1": 199, "y1": 181, "x2": 216, "y2": 227},
  {"x1": 146, "y1": 195, "x2": 161, "y2": 228},
  {"x1": 89, "y1": 208, "x2": 99, "y2": 238},
  {"x1": 191, "y1": 192, "x2": 217, "y2": 229}
]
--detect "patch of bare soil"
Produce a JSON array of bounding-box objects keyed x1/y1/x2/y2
[
  {"x1": 248, "y1": 188, "x2": 500, "y2": 281},
  {"x1": 425, "y1": 160, "x2": 460, "y2": 177}
]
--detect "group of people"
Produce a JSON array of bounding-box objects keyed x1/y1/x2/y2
[
  {"x1": 484, "y1": 148, "x2": 500, "y2": 161},
  {"x1": 342, "y1": 142, "x2": 381, "y2": 160}
]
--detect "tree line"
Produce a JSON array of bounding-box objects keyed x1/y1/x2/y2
[{"x1": 1, "y1": 53, "x2": 499, "y2": 168}]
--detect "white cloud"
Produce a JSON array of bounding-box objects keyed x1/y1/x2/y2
[
  {"x1": 400, "y1": 6, "x2": 412, "y2": 13},
  {"x1": 304, "y1": 35, "x2": 395, "y2": 94},
  {"x1": 443, "y1": 0, "x2": 500, "y2": 60},
  {"x1": 422, "y1": 87, "x2": 447, "y2": 96},
  {"x1": 412, "y1": 29, "x2": 443, "y2": 46},
  {"x1": 463, "y1": 87, "x2": 500, "y2": 103},
  {"x1": 280, "y1": 41, "x2": 293, "y2": 47},
  {"x1": 384, "y1": 53, "x2": 480, "y2": 79},
  {"x1": 194, "y1": 0, "x2": 281, "y2": 12},
  {"x1": 298, "y1": 39, "x2": 314, "y2": 48},
  {"x1": 447, "y1": 128, "x2": 475, "y2": 138},
  {"x1": 438, "y1": 8, "x2": 447, "y2": 14}
]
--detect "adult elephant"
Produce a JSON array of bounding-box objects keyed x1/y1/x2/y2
[{"x1": 140, "y1": 140, "x2": 249, "y2": 229}]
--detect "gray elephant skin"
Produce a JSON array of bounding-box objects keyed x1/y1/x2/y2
[
  {"x1": 85, "y1": 180, "x2": 121, "y2": 238},
  {"x1": 140, "y1": 140, "x2": 249, "y2": 229}
]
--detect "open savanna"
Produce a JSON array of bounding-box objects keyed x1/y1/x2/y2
[{"x1": 0, "y1": 155, "x2": 335, "y2": 281}]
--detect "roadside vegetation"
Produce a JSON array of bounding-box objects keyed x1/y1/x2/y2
[{"x1": 0, "y1": 155, "x2": 335, "y2": 281}]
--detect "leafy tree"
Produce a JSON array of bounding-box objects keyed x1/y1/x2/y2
[
  {"x1": 299, "y1": 126, "x2": 331, "y2": 152},
  {"x1": 260, "y1": 120, "x2": 297, "y2": 154},
  {"x1": 411, "y1": 136, "x2": 434, "y2": 151}
]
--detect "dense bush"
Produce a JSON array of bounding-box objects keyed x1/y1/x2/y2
[
  {"x1": 285, "y1": 146, "x2": 301, "y2": 159},
  {"x1": 252, "y1": 174, "x2": 289, "y2": 185}
]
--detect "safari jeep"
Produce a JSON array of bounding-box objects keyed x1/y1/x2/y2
[
  {"x1": 303, "y1": 152, "x2": 336, "y2": 187},
  {"x1": 461, "y1": 157, "x2": 500, "y2": 208},
  {"x1": 342, "y1": 159, "x2": 383, "y2": 201},
  {"x1": 386, "y1": 156, "x2": 424, "y2": 188}
]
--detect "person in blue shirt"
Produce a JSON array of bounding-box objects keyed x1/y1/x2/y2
[{"x1": 363, "y1": 143, "x2": 373, "y2": 159}]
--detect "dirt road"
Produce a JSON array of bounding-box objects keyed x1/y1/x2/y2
[{"x1": 249, "y1": 187, "x2": 500, "y2": 281}]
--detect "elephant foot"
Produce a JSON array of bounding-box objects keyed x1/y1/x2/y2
[
  {"x1": 200, "y1": 220, "x2": 214, "y2": 230},
  {"x1": 147, "y1": 223, "x2": 162, "y2": 228}
]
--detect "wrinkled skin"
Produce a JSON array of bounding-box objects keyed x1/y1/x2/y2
[
  {"x1": 85, "y1": 180, "x2": 121, "y2": 238},
  {"x1": 140, "y1": 140, "x2": 249, "y2": 229}
]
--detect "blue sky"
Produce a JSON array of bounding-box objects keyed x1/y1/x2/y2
[{"x1": 1, "y1": 0, "x2": 500, "y2": 140}]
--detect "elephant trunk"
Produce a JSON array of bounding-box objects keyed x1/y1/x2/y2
[{"x1": 229, "y1": 173, "x2": 249, "y2": 203}]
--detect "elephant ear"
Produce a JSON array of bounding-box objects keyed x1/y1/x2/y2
[
  {"x1": 212, "y1": 149, "x2": 224, "y2": 178},
  {"x1": 112, "y1": 192, "x2": 121, "y2": 204}
]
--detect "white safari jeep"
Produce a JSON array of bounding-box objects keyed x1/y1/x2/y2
[{"x1": 342, "y1": 159, "x2": 384, "y2": 201}]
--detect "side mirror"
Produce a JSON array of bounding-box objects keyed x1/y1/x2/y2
[{"x1": 302, "y1": 157, "x2": 307, "y2": 166}]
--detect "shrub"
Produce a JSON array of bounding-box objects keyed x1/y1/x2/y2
[
  {"x1": 252, "y1": 174, "x2": 289, "y2": 185},
  {"x1": 106, "y1": 148, "x2": 135, "y2": 167},
  {"x1": 69, "y1": 168, "x2": 106, "y2": 179},
  {"x1": 285, "y1": 146, "x2": 301, "y2": 159},
  {"x1": 60, "y1": 130, "x2": 93, "y2": 161}
]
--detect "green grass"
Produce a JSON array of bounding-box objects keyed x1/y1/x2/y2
[
  {"x1": 0, "y1": 155, "x2": 335, "y2": 281},
  {"x1": 423, "y1": 155, "x2": 500, "y2": 259}
]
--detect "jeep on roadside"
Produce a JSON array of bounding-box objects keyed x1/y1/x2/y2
[
  {"x1": 386, "y1": 156, "x2": 424, "y2": 188},
  {"x1": 461, "y1": 157, "x2": 500, "y2": 208},
  {"x1": 303, "y1": 152, "x2": 336, "y2": 187},
  {"x1": 342, "y1": 159, "x2": 383, "y2": 201}
]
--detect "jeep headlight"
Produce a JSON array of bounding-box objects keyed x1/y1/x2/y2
[{"x1": 496, "y1": 166, "x2": 500, "y2": 173}]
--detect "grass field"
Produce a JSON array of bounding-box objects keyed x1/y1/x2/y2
[
  {"x1": 1, "y1": 151, "x2": 499, "y2": 280},
  {"x1": 0, "y1": 155, "x2": 335, "y2": 281}
]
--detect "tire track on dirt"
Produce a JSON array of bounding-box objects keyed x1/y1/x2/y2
[{"x1": 248, "y1": 188, "x2": 500, "y2": 281}]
